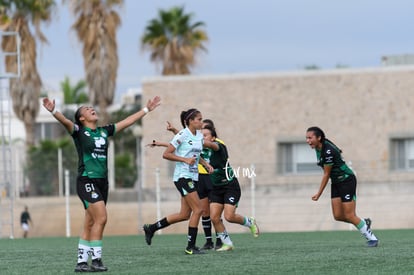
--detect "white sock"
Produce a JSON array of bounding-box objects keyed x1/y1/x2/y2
[
  {"x1": 357, "y1": 221, "x2": 378, "y2": 241},
  {"x1": 218, "y1": 231, "x2": 233, "y2": 246},
  {"x1": 90, "y1": 240, "x2": 103, "y2": 260},
  {"x1": 243, "y1": 216, "x2": 252, "y2": 228},
  {"x1": 77, "y1": 239, "x2": 90, "y2": 264}
]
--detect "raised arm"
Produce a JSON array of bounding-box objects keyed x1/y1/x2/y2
[
  {"x1": 166, "y1": 121, "x2": 179, "y2": 135},
  {"x1": 115, "y1": 96, "x2": 161, "y2": 132},
  {"x1": 42, "y1": 98, "x2": 74, "y2": 133}
]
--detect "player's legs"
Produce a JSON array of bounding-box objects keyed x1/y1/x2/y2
[
  {"x1": 166, "y1": 197, "x2": 192, "y2": 223},
  {"x1": 210, "y1": 202, "x2": 225, "y2": 233},
  {"x1": 210, "y1": 202, "x2": 233, "y2": 250},
  {"x1": 184, "y1": 191, "x2": 203, "y2": 228}
]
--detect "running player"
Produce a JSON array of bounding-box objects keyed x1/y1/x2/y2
[
  {"x1": 143, "y1": 108, "x2": 207, "y2": 255},
  {"x1": 306, "y1": 126, "x2": 379, "y2": 247},
  {"x1": 201, "y1": 124, "x2": 260, "y2": 251}
]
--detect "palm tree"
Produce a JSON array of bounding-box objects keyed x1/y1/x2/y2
[
  {"x1": 66, "y1": 0, "x2": 122, "y2": 125},
  {"x1": 60, "y1": 76, "x2": 88, "y2": 104},
  {"x1": 141, "y1": 6, "x2": 208, "y2": 75},
  {"x1": 0, "y1": 0, "x2": 55, "y2": 148}
]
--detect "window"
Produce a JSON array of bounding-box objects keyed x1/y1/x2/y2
[
  {"x1": 390, "y1": 138, "x2": 414, "y2": 170},
  {"x1": 278, "y1": 142, "x2": 320, "y2": 174}
]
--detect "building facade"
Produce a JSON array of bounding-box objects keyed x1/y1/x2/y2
[{"x1": 141, "y1": 66, "x2": 414, "y2": 189}]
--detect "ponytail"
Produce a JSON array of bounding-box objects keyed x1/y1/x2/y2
[{"x1": 180, "y1": 108, "x2": 200, "y2": 128}]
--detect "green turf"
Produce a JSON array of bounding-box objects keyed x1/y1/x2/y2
[{"x1": 1, "y1": 229, "x2": 414, "y2": 274}]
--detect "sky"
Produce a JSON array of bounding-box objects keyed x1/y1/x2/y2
[{"x1": 31, "y1": 0, "x2": 414, "y2": 101}]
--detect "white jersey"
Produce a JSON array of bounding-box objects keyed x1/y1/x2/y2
[{"x1": 170, "y1": 127, "x2": 203, "y2": 181}]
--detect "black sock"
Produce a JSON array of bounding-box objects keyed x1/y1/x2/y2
[
  {"x1": 187, "y1": 227, "x2": 198, "y2": 248},
  {"x1": 202, "y1": 216, "x2": 213, "y2": 243},
  {"x1": 150, "y1": 217, "x2": 169, "y2": 232}
]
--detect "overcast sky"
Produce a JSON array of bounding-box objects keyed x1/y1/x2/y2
[{"x1": 32, "y1": 0, "x2": 414, "y2": 101}]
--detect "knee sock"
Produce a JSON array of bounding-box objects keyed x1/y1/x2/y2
[
  {"x1": 202, "y1": 216, "x2": 213, "y2": 243},
  {"x1": 187, "y1": 227, "x2": 198, "y2": 248},
  {"x1": 77, "y1": 239, "x2": 90, "y2": 264},
  {"x1": 242, "y1": 216, "x2": 253, "y2": 227},
  {"x1": 89, "y1": 240, "x2": 103, "y2": 260},
  {"x1": 356, "y1": 219, "x2": 378, "y2": 241},
  {"x1": 149, "y1": 217, "x2": 170, "y2": 232},
  {"x1": 217, "y1": 231, "x2": 233, "y2": 246}
]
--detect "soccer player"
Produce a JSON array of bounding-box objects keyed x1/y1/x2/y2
[
  {"x1": 143, "y1": 108, "x2": 208, "y2": 255},
  {"x1": 162, "y1": 119, "x2": 223, "y2": 250},
  {"x1": 201, "y1": 125, "x2": 260, "y2": 251},
  {"x1": 43, "y1": 96, "x2": 161, "y2": 272},
  {"x1": 306, "y1": 126, "x2": 379, "y2": 247}
]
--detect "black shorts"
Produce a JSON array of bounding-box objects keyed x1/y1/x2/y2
[
  {"x1": 77, "y1": 176, "x2": 109, "y2": 209},
  {"x1": 331, "y1": 174, "x2": 357, "y2": 202},
  {"x1": 210, "y1": 178, "x2": 241, "y2": 206},
  {"x1": 174, "y1": 178, "x2": 198, "y2": 197},
  {"x1": 197, "y1": 174, "x2": 213, "y2": 200}
]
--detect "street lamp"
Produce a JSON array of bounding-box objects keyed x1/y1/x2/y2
[{"x1": 132, "y1": 124, "x2": 143, "y2": 228}]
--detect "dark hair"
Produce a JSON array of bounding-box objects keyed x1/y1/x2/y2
[
  {"x1": 180, "y1": 108, "x2": 200, "y2": 128},
  {"x1": 307, "y1": 126, "x2": 326, "y2": 142},
  {"x1": 202, "y1": 124, "x2": 217, "y2": 138},
  {"x1": 202, "y1": 119, "x2": 215, "y2": 128},
  {"x1": 74, "y1": 106, "x2": 84, "y2": 125},
  {"x1": 306, "y1": 126, "x2": 342, "y2": 153}
]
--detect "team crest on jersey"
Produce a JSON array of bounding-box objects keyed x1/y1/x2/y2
[
  {"x1": 187, "y1": 181, "x2": 194, "y2": 189},
  {"x1": 91, "y1": 192, "x2": 99, "y2": 199}
]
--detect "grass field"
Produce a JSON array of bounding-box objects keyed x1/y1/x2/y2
[{"x1": 1, "y1": 229, "x2": 414, "y2": 274}]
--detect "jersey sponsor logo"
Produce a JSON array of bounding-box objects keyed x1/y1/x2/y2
[
  {"x1": 326, "y1": 149, "x2": 331, "y2": 155},
  {"x1": 94, "y1": 137, "x2": 106, "y2": 148},
  {"x1": 91, "y1": 152, "x2": 106, "y2": 159},
  {"x1": 188, "y1": 140, "x2": 193, "y2": 145}
]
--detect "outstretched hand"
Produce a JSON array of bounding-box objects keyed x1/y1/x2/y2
[
  {"x1": 166, "y1": 121, "x2": 177, "y2": 133},
  {"x1": 146, "y1": 96, "x2": 161, "y2": 112},
  {"x1": 42, "y1": 98, "x2": 55, "y2": 112}
]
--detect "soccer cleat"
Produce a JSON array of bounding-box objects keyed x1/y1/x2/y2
[
  {"x1": 143, "y1": 224, "x2": 154, "y2": 246},
  {"x1": 364, "y1": 218, "x2": 372, "y2": 230},
  {"x1": 90, "y1": 258, "x2": 108, "y2": 272},
  {"x1": 185, "y1": 246, "x2": 205, "y2": 255},
  {"x1": 367, "y1": 240, "x2": 379, "y2": 247},
  {"x1": 202, "y1": 241, "x2": 215, "y2": 250},
  {"x1": 216, "y1": 244, "x2": 234, "y2": 252},
  {"x1": 249, "y1": 217, "x2": 260, "y2": 238},
  {"x1": 74, "y1": 262, "x2": 91, "y2": 272}
]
